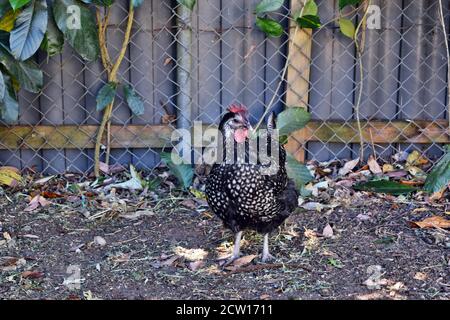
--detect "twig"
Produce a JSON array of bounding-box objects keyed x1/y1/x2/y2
[{"x1": 353, "y1": 0, "x2": 371, "y2": 161}]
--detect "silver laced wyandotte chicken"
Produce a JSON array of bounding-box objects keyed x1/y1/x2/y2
[{"x1": 205, "y1": 104, "x2": 298, "y2": 264}]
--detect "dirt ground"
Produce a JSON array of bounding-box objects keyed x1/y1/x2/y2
[{"x1": 0, "y1": 177, "x2": 449, "y2": 300}]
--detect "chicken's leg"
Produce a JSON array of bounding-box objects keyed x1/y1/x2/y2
[
  {"x1": 261, "y1": 233, "x2": 275, "y2": 263},
  {"x1": 219, "y1": 231, "x2": 242, "y2": 266}
]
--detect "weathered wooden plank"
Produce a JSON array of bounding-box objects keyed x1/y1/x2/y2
[
  {"x1": 284, "y1": 0, "x2": 313, "y2": 162},
  {"x1": 0, "y1": 125, "x2": 173, "y2": 149},
  {"x1": 1, "y1": 120, "x2": 448, "y2": 150}
]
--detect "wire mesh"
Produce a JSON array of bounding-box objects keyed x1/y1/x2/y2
[{"x1": 0, "y1": 0, "x2": 448, "y2": 174}]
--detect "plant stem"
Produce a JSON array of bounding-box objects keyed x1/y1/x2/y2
[
  {"x1": 353, "y1": 0, "x2": 370, "y2": 161},
  {"x1": 94, "y1": 3, "x2": 135, "y2": 177}
]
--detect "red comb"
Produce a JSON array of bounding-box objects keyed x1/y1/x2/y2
[{"x1": 228, "y1": 104, "x2": 247, "y2": 114}]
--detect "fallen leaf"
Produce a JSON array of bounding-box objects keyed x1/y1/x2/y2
[
  {"x1": 163, "y1": 57, "x2": 172, "y2": 66},
  {"x1": 41, "y1": 191, "x2": 64, "y2": 199},
  {"x1": 407, "y1": 150, "x2": 428, "y2": 166},
  {"x1": 188, "y1": 260, "x2": 205, "y2": 271},
  {"x1": 382, "y1": 164, "x2": 394, "y2": 173},
  {"x1": 302, "y1": 202, "x2": 324, "y2": 211},
  {"x1": 34, "y1": 175, "x2": 55, "y2": 185},
  {"x1": 99, "y1": 161, "x2": 109, "y2": 174},
  {"x1": 160, "y1": 254, "x2": 181, "y2": 267},
  {"x1": 322, "y1": 224, "x2": 333, "y2": 238},
  {"x1": 224, "y1": 254, "x2": 257, "y2": 270},
  {"x1": 409, "y1": 216, "x2": 450, "y2": 229},
  {"x1": 0, "y1": 166, "x2": 22, "y2": 187},
  {"x1": 106, "y1": 165, "x2": 143, "y2": 191},
  {"x1": 21, "y1": 270, "x2": 44, "y2": 279},
  {"x1": 339, "y1": 158, "x2": 359, "y2": 176},
  {"x1": 413, "y1": 272, "x2": 427, "y2": 281},
  {"x1": 93, "y1": 236, "x2": 106, "y2": 247},
  {"x1": 367, "y1": 155, "x2": 382, "y2": 175},
  {"x1": 24, "y1": 195, "x2": 52, "y2": 212},
  {"x1": 119, "y1": 210, "x2": 154, "y2": 220},
  {"x1": 385, "y1": 170, "x2": 408, "y2": 178},
  {"x1": 0, "y1": 256, "x2": 26, "y2": 271},
  {"x1": 180, "y1": 199, "x2": 196, "y2": 210},
  {"x1": 336, "y1": 179, "x2": 354, "y2": 187}
]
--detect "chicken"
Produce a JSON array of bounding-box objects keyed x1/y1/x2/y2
[{"x1": 205, "y1": 104, "x2": 298, "y2": 263}]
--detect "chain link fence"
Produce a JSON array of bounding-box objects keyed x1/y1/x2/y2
[{"x1": 0, "y1": 0, "x2": 448, "y2": 174}]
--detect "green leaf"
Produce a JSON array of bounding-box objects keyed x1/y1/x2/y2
[
  {"x1": 10, "y1": 0, "x2": 48, "y2": 61},
  {"x1": 286, "y1": 153, "x2": 314, "y2": 190},
  {"x1": 353, "y1": 180, "x2": 416, "y2": 195},
  {"x1": 123, "y1": 84, "x2": 144, "y2": 116},
  {"x1": 96, "y1": 82, "x2": 116, "y2": 111},
  {"x1": 8, "y1": 0, "x2": 30, "y2": 10},
  {"x1": 40, "y1": 5, "x2": 64, "y2": 56},
  {"x1": 256, "y1": 17, "x2": 283, "y2": 37},
  {"x1": 131, "y1": 0, "x2": 143, "y2": 7},
  {"x1": 0, "y1": 74, "x2": 18, "y2": 123},
  {"x1": 53, "y1": 0, "x2": 99, "y2": 61},
  {"x1": 339, "y1": 0, "x2": 362, "y2": 10},
  {"x1": 0, "y1": 9, "x2": 19, "y2": 32},
  {"x1": 277, "y1": 107, "x2": 311, "y2": 136},
  {"x1": 302, "y1": 0, "x2": 318, "y2": 16},
  {"x1": 255, "y1": 0, "x2": 283, "y2": 14},
  {"x1": 339, "y1": 18, "x2": 355, "y2": 38},
  {"x1": 160, "y1": 152, "x2": 194, "y2": 190},
  {"x1": 296, "y1": 14, "x2": 321, "y2": 29},
  {"x1": 0, "y1": 32, "x2": 42, "y2": 92},
  {"x1": 424, "y1": 146, "x2": 450, "y2": 193},
  {"x1": 177, "y1": 0, "x2": 195, "y2": 10}
]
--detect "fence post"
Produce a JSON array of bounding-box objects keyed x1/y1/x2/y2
[
  {"x1": 175, "y1": 3, "x2": 193, "y2": 161},
  {"x1": 284, "y1": 0, "x2": 313, "y2": 163}
]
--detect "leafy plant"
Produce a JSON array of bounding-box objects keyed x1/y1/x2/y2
[
  {"x1": 0, "y1": 0, "x2": 147, "y2": 128},
  {"x1": 177, "y1": 0, "x2": 196, "y2": 11},
  {"x1": 424, "y1": 145, "x2": 450, "y2": 193},
  {"x1": 276, "y1": 107, "x2": 313, "y2": 190},
  {"x1": 256, "y1": 17, "x2": 283, "y2": 37},
  {"x1": 160, "y1": 152, "x2": 194, "y2": 190},
  {"x1": 354, "y1": 180, "x2": 416, "y2": 195}
]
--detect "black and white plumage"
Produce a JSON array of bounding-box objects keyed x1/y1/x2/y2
[{"x1": 205, "y1": 104, "x2": 298, "y2": 263}]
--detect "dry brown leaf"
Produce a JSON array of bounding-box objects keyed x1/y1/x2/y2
[
  {"x1": 413, "y1": 272, "x2": 427, "y2": 281},
  {"x1": 33, "y1": 175, "x2": 55, "y2": 185},
  {"x1": 0, "y1": 256, "x2": 26, "y2": 271},
  {"x1": 162, "y1": 114, "x2": 176, "y2": 124},
  {"x1": 21, "y1": 270, "x2": 44, "y2": 279},
  {"x1": 24, "y1": 195, "x2": 51, "y2": 212},
  {"x1": 180, "y1": 199, "x2": 197, "y2": 210},
  {"x1": 338, "y1": 158, "x2": 359, "y2": 176},
  {"x1": 322, "y1": 224, "x2": 334, "y2": 238},
  {"x1": 409, "y1": 216, "x2": 450, "y2": 229},
  {"x1": 163, "y1": 57, "x2": 172, "y2": 66},
  {"x1": 367, "y1": 155, "x2": 382, "y2": 175},
  {"x1": 224, "y1": 254, "x2": 257, "y2": 270},
  {"x1": 41, "y1": 191, "x2": 64, "y2": 199},
  {"x1": 188, "y1": 260, "x2": 205, "y2": 271}
]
